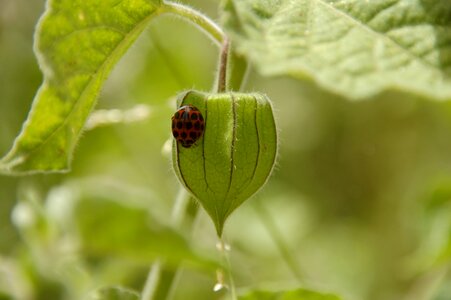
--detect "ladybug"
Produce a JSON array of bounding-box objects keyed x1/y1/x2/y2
[{"x1": 171, "y1": 104, "x2": 205, "y2": 148}]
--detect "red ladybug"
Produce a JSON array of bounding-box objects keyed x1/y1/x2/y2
[{"x1": 171, "y1": 105, "x2": 205, "y2": 148}]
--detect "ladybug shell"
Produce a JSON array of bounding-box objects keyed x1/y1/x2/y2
[{"x1": 171, "y1": 105, "x2": 205, "y2": 148}]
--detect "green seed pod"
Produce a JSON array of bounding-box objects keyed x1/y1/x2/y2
[{"x1": 172, "y1": 90, "x2": 277, "y2": 236}]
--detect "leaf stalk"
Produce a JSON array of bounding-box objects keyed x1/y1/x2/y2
[{"x1": 161, "y1": 1, "x2": 225, "y2": 46}]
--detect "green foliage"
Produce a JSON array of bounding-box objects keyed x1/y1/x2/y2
[
  {"x1": 0, "y1": 0, "x2": 162, "y2": 174},
  {"x1": 6, "y1": 178, "x2": 216, "y2": 299},
  {"x1": 222, "y1": 0, "x2": 451, "y2": 100},
  {"x1": 172, "y1": 90, "x2": 277, "y2": 236},
  {"x1": 239, "y1": 288, "x2": 342, "y2": 300},
  {"x1": 75, "y1": 196, "x2": 202, "y2": 265},
  {"x1": 85, "y1": 286, "x2": 140, "y2": 300},
  {"x1": 1, "y1": 0, "x2": 451, "y2": 299}
]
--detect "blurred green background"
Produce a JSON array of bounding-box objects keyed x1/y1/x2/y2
[{"x1": 1, "y1": 0, "x2": 451, "y2": 299}]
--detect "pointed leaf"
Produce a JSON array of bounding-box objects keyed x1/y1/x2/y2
[{"x1": 0, "y1": 0, "x2": 161, "y2": 174}]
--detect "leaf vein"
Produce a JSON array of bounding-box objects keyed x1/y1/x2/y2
[
  {"x1": 43, "y1": 25, "x2": 128, "y2": 52},
  {"x1": 14, "y1": 10, "x2": 159, "y2": 168},
  {"x1": 315, "y1": 0, "x2": 441, "y2": 72}
]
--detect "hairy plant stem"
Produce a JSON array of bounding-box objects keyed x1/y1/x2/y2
[
  {"x1": 217, "y1": 38, "x2": 230, "y2": 93},
  {"x1": 162, "y1": 1, "x2": 232, "y2": 93},
  {"x1": 161, "y1": 1, "x2": 225, "y2": 46}
]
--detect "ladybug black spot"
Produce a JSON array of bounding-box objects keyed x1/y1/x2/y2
[
  {"x1": 177, "y1": 121, "x2": 183, "y2": 129},
  {"x1": 181, "y1": 132, "x2": 187, "y2": 139},
  {"x1": 174, "y1": 112, "x2": 180, "y2": 119},
  {"x1": 173, "y1": 131, "x2": 179, "y2": 138},
  {"x1": 189, "y1": 131, "x2": 197, "y2": 139},
  {"x1": 191, "y1": 113, "x2": 198, "y2": 120},
  {"x1": 194, "y1": 122, "x2": 200, "y2": 130},
  {"x1": 186, "y1": 122, "x2": 193, "y2": 130}
]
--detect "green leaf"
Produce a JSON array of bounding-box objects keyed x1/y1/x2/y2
[
  {"x1": 172, "y1": 91, "x2": 277, "y2": 236},
  {"x1": 74, "y1": 195, "x2": 205, "y2": 266},
  {"x1": 222, "y1": 0, "x2": 451, "y2": 100},
  {"x1": 0, "y1": 0, "x2": 162, "y2": 174},
  {"x1": 239, "y1": 288, "x2": 343, "y2": 300},
  {"x1": 85, "y1": 286, "x2": 139, "y2": 300},
  {"x1": 413, "y1": 179, "x2": 451, "y2": 269}
]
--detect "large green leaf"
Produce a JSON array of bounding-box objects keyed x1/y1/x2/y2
[
  {"x1": 0, "y1": 0, "x2": 162, "y2": 174},
  {"x1": 74, "y1": 194, "x2": 206, "y2": 266},
  {"x1": 239, "y1": 288, "x2": 343, "y2": 300},
  {"x1": 222, "y1": 0, "x2": 451, "y2": 100}
]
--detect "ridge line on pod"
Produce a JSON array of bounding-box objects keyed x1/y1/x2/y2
[
  {"x1": 202, "y1": 94, "x2": 211, "y2": 193},
  {"x1": 222, "y1": 92, "x2": 237, "y2": 223},
  {"x1": 250, "y1": 94, "x2": 261, "y2": 190},
  {"x1": 225, "y1": 94, "x2": 261, "y2": 219},
  {"x1": 205, "y1": 94, "x2": 220, "y2": 231}
]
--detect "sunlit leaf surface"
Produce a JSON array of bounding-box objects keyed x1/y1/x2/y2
[
  {"x1": 223, "y1": 0, "x2": 451, "y2": 100},
  {"x1": 0, "y1": 0, "x2": 161, "y2": 174}
]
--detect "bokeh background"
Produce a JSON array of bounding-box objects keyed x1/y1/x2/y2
[{"x1": 1, "y1": 0, "x2": 451, "y2": 299}]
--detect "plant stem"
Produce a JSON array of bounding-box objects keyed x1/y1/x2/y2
[
  {"x1": 215, "y1": 238, "x2": 237, "y2": 300},
  {"x1": 161, "y1": 1, "x2": 225, "y2": 46},
  {"x1": 161, "y1": 1, "x2": 232, "y2": 92},
  {"x1": 141, "y1": 260, "x2": 163, "y2": 300},
  {"x1": 140, "y1": 189, "x2": 197, "y2": 300},
  {"x1": 217, "y1": 38, "x2": 230, "y2": 93},
  {"x1": 253, "y1": 200, "x2": 304, "y2": 280}
]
